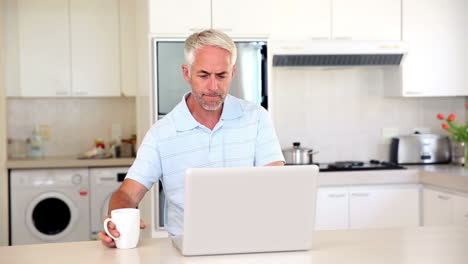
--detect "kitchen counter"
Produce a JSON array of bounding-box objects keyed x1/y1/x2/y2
[
  {"x1": 6, "y1": 156, "x2": 135, "y2": 169},
  {"x1": 1, "y1": 226, "x2": 467, "y2": 264}
]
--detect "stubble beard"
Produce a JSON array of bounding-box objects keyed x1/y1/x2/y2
[{"x1": 193, "y1": 92, "x2": 226, "y2": 111}]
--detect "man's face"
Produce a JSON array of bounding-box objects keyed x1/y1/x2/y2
[{"x1": 182, "y1": 46, "x2": 236, "y2": 111}]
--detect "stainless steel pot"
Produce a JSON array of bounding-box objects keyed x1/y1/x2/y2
[{"x1": 282, "y1": 142, "x2": 319, "y2": 165}]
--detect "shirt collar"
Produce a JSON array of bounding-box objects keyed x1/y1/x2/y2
[{"x1": 173, "y1": 92, "x2": 244, "y2": 132}]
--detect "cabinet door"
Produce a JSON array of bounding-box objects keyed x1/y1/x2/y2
[
  {"x1": 212, "y1": 0, "x2": 271, "y2": 37},
  {"x1": 332, "y1": 0, "x2": 401, "y2": 40},
  {"x1": 423, "y1": 188, "x2": 453, "y2": 226},
  {"x1": 453, "y1": 194, "x2": 468, "y2": 227},
  {"x1": 315, "y1": 187, "x2": 349, "y2": 230},
  {"x1": 400, "y1": 0, "x2": 467, "y2": 97},
  {"x1": 149, "y1": 0, "x2": 211, "y2": 36},
  {"x1": 270, "y1": 0, "x2": 330, "y2": 40},
  {"x1": 17, "y1": 0, "x2": 71, "y2": 97},
  {"x1": 119, "y1": 0, "x2": 137, "y2": 96},
  {"x1": 70, "y1": 0, "x2": 120, "y2": 96},
  {"x1": 350, "y1": 186, "x2": 419, "y2": 229}
]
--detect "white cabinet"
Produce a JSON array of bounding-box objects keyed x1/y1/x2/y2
[
  {"x1": 349, "y1": 185, "x2": 420, "y2": 229},
  {"x1": 271, "y1": 0, "x2": 330, "y2": 40},
  {"x1": 70, "y1": 0, "x2": 120, "y2": 97},
  {"x1": 270, "y1": 0, "x2": 400, "y2": 41},
  {"x1": 453, "y1": 195, "x2": 468, "y2": 227},
  {"x1": 17, "y1": 0, "x2": 71, "y2": 97},
  {"x1": 315, "y1": 187, "x2": 349, "y2": 230},
  {"x1": 423, "y1": 187, "x2": 468, "y2": 226},
  {"x1": 211, "y1": 0, "x2": 270, "y2": 38},
  {"x1": 10, "y1": 0, "x2": 131, "y2": 97},
  {"x1": 332, "y1": 0, "x2": 401, "y2": 41},
  {"x1": 149, "y1": 0, "x2": 270, "y2": 37},
  {"x1": 149, "y1": 0, "x2": 211, "y2": 36},
  {"x1": 385, "y1": 0, "x2": 468, "y2": 97},
  {"x1": 119, "y1": 0, "x2": 137, "y2": 97},
  {"x1": 315, "y1": 184, "x2": 420, "y2": 231}
]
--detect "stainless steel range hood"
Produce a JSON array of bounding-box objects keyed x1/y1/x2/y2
[{"x1": 271, "y1": 41, "x2": 408, "y2": 67}]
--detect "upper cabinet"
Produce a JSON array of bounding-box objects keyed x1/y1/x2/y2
[
  {"x1": 70, "y1": 0, "x2": 120, "y2": 97},
  {"x1": 149, "y1": 0, "x2": 271, "y2": 37},
  {"x1": 332, "y1": 0, "x2": 401, "y2": 41},
  {"x1": 149, "y1": 0, "x2": 211, "y2": 37},
  {"x1": 211, "y1": 0, "x2": 271, "y2": 38},
  {"x1": 8, "y1": 0, "x2": 136, "y2": 97},
  {"x1": 385, "y1": 0, "x2": 468, "y2": 97},
  {"x1": 270, "y1": 0, "x2": 401, "y2": 41},
  {"x1": 17, "y1": 0, "x2": 71, "y2": 97}
]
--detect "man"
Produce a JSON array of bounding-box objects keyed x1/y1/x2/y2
[{"x1": 99, "y1": 29, "x2": 284, "y2": 248}]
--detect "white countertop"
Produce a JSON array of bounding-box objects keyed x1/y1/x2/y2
[
  {"x1": 1, "y1": 226, "x2": 467, "y2": 264},
  {"x1": 6, "y1": 156, "x2": 135, "y2": 169}
]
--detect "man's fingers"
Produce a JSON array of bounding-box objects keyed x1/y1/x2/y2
[
  {"x1": 140, "y1": 219, "x2": 146, "y2": 229},
  {"x1": 97, "y1": 231, "x2": 116, "y2": 248}
]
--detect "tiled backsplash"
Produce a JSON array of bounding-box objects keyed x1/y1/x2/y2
[
  {"x1": 272, "y1": 67, "x2": 466, "y2": 163},
  {"x1": 7, "y1": 97, "x2": 136, "y2": 157}
]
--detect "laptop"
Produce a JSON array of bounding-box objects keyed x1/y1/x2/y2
[{"x1": 172, "y1": 165, "x2": 319, "y2": 256}]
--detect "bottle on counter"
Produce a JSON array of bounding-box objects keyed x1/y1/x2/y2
[{"x1": 27, "y1": 128, "x2": 44, "y2": 158}]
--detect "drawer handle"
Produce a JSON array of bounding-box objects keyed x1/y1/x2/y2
[
  {"x1": 437, "y1": 195, "x2": 450, "y2": 200},
  {"x1": 352, "y1": 193, "x2": 369, "y2": 197},
  {"x1": 328, "y1": 194, "x2": 346, "y2": 198}
]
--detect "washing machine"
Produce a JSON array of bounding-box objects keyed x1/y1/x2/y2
[
  {"x1": 89, "y1": 167, "x2": 128, "y2": 239},
  {"x1": 10, "y1": 168, "x2": 90, "y2": 245}
]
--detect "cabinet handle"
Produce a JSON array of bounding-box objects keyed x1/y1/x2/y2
[
  {"x1": 405, "y1": 91, "x2": 422, "y2": 95},
  {"x1": 437, "y1": 195, "x2": 450, "y2": 200},
  {"x1": 328, "y1": 194, "x2": 346, "y2": 198},
  {"x1": 55, "y1": 91, "x2": 69, "y2": 96},
  {"x1": 333, "y1": 36, "x2": 352, "y2": 40},
  {"x1": 310, "y1": 37, "x2": 329, "y2": 40},
  {"x1": 74, "y1": 91, "x2": 89, "y2": 96},
  {"x1": 214, "y1": 28, "x2": 233, "y2": 32},
  {"x1": 189, "y1": 28, "x2": 204, "y2": 32},
  {"x1": 351, "y1": 193, "x2": 370, "y2": 197}
]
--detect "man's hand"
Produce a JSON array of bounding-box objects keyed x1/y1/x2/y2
[{"x1": 98, "y1": 216, "x2": 146, "y2": 248}]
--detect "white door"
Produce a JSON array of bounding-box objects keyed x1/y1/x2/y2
[
  {"x1": 453, "y1": 194, "x2": 468, "y2": 227},
  {"x1": 212, "y1": 0, "x2": 271, "y2": 37},
  {"x1": 17, "y1": 0, "x2": 71, "y2": 97},
  {"x1": 70, "y1": 0, "x2": 120, "y2": 96},
  {"x1": 315, "y1": 187, "x2": 349, "y2": 230},
  {"x1": 349, "y1": 185, "x2": 419, "y2": 229},
  {"x1": 423, "y1": 188, "x2": 453, "y2": 226},
  {"x1": 270, "y1": 0, "x2": 331, "y2": 40},
  {"x1": 149, "y1": 0, "x2": 211, "y2": 36},
  {"x1": 332, "y1": 0, "x2": 401, "y2": 40}
]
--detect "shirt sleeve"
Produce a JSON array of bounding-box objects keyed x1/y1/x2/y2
[
  {"x1": 125, "y1": 125, "x2": 162, "y2": 190},
  {"x1": 254, "y1": 107, "x2": 285, "y2": 166}
]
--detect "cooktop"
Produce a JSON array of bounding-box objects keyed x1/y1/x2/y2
[{"x1": 286, "y1": 160, "x2": 406, "y2": 172}]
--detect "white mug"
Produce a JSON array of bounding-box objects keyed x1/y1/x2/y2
[{"x1": 103, "y1": 208, "x2": 140, "y2": 249}]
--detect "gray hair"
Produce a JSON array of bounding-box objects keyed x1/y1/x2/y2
[{"x1": 184, "y1": 29, "x2": 237, "y2": 70}]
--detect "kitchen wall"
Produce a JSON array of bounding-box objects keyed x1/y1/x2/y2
[
  {"x1": 7, "y1": 97, "x2": 136, "y2": 157},
  {"x1": 271, "y1": 67, "x2": 466, "y2": 163}
]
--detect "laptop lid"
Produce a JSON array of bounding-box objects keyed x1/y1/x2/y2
[{"x1": 180, "y1": 165, "x2": 319, "y2": 256}]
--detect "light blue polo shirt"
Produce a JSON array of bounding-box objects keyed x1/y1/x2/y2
[{"x1": 126, "y1": 93, "x2": 284, "y2": 236}]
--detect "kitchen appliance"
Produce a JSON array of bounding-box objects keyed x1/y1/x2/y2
[
  {"x1": 271, "y1": 40, "x2": 408, "y2": 67},
  {"x1": 282, "y1": 142, "x2": 318, "y2": 165},
  {"x1": 153, "y1": 40, "x2": 268, "y2": 120},
  {"x1": 10, "y1": 169, "x2": 90, "y2": 245},
  {"x1": 390, "y1": 134, "x2": 451, "y2": 164},
  {"x1": 89, "y1": 167, "x2": 128, "y2": 240}
]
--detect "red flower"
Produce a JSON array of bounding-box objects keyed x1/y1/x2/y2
[
  {"x1": 442, "y1": 123, "x2": 449, "y2": 130},
  {"x1": 436, "y1": 113, "x2": 444, "y2": 120},
  {"x1": 465, "y1": 103, "x2": 468, "y2": 109},
  {"x1": 448, "y1": 114, "x2": 456, "y2": 122}
]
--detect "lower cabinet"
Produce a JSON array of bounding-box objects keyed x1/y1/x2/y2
[
  {"x1": 315, "y1": 184, "x2": 421, "y2": 230},
  {"x1": 423, "y1": 187, "x2": 468, "y2": 227}
]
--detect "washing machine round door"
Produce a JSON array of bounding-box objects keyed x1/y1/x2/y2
[{"x1": 26, "y1": 192, "x2": 78, "y2": 241}]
